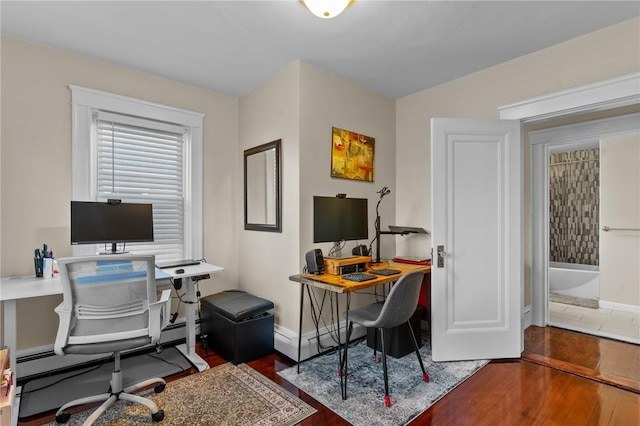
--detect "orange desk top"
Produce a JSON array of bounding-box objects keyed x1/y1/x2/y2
[{"x1": 289, "y1": 261, "x2": 430, "y2": 293}]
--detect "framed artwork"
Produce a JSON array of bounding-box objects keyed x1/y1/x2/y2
[{"x1": 330, "y1": 127, "x2": 375, "y2": 182}]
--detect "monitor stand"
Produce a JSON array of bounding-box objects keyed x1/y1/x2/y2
[
  {"x1": 326, "y1": 254, "x2": 356, "y2": 260},
  {"x1": 325, "y1": 247, "x2": 356, "y2": 260},
  {"x1": 98, "y1": 242, "x2": 128, "y2": 255}
]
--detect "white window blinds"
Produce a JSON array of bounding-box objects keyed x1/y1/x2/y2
[{"x1": 95, "y1": 111, "x2": 186, "y2": 261}]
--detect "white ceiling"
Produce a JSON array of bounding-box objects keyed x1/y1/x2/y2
[{"x1": 2, "y1": 1, "x2": 639, "y2": 99}]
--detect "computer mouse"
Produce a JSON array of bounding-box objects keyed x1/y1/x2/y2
[{"x1": 176, "y1": 268, "x2": 185, "y2": 274}]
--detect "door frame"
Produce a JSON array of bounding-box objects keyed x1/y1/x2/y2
[
  {"x1": 498, "y1": 72, "x2": 640, "y2": 328},
  {"x1": 529, "y1": 114, "x2": 640, "y2": 327}
]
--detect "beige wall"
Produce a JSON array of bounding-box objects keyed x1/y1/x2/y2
[
  {"x1": 3, "y1": 16, "x2": 639, "y2": 355},
  {"x1": 600, "y1": 133, "x2": 640, "y2": 307},
  {"x1": 1, "y1": 36, "x2": 240, "y2": 350},
  {"x1": 239, "y1": 61, "x2": 396, "y2": 335},
  {"x1": 238, "y1": 61, "x2": 302, "y2": 333},
  {"x1": 298, "y1": 62, "x2": 397, "y2": 264},
  {"x1": 396, "y1": 17, "x2": 640, "y2": 309},
  {"x1": 298, "y1": 62, "x2": 397, "y2": 333}
]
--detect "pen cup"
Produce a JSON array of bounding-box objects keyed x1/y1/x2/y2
[
  {"x1": 34, "y1": 258, "x2": 44, "y2": 278},
  {"x1": 43, "y1": 258, "x2": 54, "y2": 279}
]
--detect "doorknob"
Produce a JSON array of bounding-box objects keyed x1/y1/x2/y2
[{"x1": 437, "y1": 245, "x2": 446, "y2": 268}]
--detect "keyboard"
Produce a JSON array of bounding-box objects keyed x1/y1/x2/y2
[
  {"x1": 370, "y1": 268, "x2": 401, "y2": 276},
  {"x1": 156, "y1": 259, "x2": 201, "y2": 269},
  {"x1": 342, "y1": 273, "x2": 377, "y2": 282}
]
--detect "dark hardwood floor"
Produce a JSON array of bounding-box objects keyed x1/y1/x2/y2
[
  {"x1": 18, "y1": 326, "x2": 640, "y2": 425},
  {"x1": 522, "y1": 325, "x2": 640, "y2": 394}
]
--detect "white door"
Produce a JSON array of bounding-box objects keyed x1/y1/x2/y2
[{"x1": 431, "y1": 118, "x2": 522, "y2": 361}]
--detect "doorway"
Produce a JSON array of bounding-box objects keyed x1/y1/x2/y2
[
  {"x1": 498, "y1": 72, "x2": 640, "y2": 334},
  {"x1": 547, "y1": 143, "x2": 600, "y2": 309},
  {"x1": 529, "y1": 113, "x2": 640, "y2": 344}
]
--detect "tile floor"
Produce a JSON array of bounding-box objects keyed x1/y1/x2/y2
[{"x1": 549, "y1": 301, "x2": 640, "y2": 344}]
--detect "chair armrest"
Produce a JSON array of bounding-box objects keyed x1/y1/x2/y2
[
  {"x1": 149, "y1": 289, "x2": 172, "y2": 340},
  {"x1": 53, "y1": 303, "x2": 72, "y2": 356}
]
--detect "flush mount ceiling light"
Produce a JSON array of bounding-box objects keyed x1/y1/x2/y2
[{"x1": 301, "y1": 0, "x2": 353, "y2": 19}]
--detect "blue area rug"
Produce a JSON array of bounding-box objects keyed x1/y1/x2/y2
[{"x1": 278, "y1": 340, "x2": 488, "y2": 426}]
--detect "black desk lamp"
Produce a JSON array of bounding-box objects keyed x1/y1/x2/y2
[{"x1": 372, "y1": 187, "x2": 409, "y2": 264}]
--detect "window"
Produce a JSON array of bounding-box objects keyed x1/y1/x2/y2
[
  {"x1": 95, "y1": 112, "x2": 185, "y2": 259},
  {"x1": 71, "y1": 86, "x2": 204, "y2": 263}
]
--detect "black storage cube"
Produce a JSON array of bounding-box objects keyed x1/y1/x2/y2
[
  {"x1": 200, "y1": 290, "x2": 274, "y2": 364},
  {"x1": 366, "y1": 307, "x2": 423, "y2": 358}
]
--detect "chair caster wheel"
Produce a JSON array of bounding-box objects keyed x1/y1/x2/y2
[
  {"x1": 384, "y1": 395, "x2": 392, "y2": 407},
  {"x1": 152, "y1": 409, "x2": 165, "y2": 422},
  {"x1": 55, "y1": 412, "x2": 71, "y2": 424},
  {"x1": 154, "y1": 383, "x2": 166, "y2": 393}
]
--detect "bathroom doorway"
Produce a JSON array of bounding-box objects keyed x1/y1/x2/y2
[
  {"x1": 530, "y1": 112, "x2": 640, "y2": 344},
  {"x1": 547, "y1": 144, "x2": 600, "y2": 310}
]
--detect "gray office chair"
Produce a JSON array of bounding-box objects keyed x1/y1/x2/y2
[
  {"x1": 53, "y1": 255, "x2": 171, "y2": 425},
  {"x1": 343, "y1": 270, "x2": 429, "y2": 407}
]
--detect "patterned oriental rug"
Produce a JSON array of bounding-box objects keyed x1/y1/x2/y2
[
  {"x1": 45, "y1": 363, "x2": 316, "y2": 426},
  {"x1": 278, "y1": 340, "x2": 488, "y2": 426}
]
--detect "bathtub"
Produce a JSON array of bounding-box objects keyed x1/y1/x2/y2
[{"x1": 549, "y1": 262, "x2": 600, "y2": 300}]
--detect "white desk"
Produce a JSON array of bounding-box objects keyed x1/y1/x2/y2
[
  {"x1": 0, "y1": 262, "x2": 223, "y2": 377},
  {"x1": 158, "y1": 262, "x2": 224, "y2": 371}
]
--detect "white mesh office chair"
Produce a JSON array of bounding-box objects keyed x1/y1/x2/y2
[
  {"x1": 53, "y1": 255, "x2": 171, "y2": 425},
  {"x1": 343, "y1": 270, "x2": 429, "y2": 407}
]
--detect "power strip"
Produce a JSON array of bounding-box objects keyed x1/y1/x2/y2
[{"x1": 191, "y1": 274, "x2": 210, "y2": 281}]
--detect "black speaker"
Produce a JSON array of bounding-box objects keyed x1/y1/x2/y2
[
  {"x1": 305, "y1": 249, "x2": 324, "y2": 274},
  {"x1": 352, "y1": 245, "x2": 369, "y2": 256}
]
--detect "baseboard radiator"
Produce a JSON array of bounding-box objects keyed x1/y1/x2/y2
[
  {"x1": 274, "y1": 320, "x2": 366, "y2": 362},
  {"x1": 16, "y1": 319, "x2": 191, "y2": 380},
  {"x1": 20, "y1": 319, "x2": 364, "y2": 379}
]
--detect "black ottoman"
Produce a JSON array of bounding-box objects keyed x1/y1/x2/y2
[{"x1": 200, "y1": 290, "x2": 274, "y2": 364}]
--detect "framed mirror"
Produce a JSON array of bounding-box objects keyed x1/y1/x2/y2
[{"x1": 244, "y1": 139, "x2": 282, "y2": 232}]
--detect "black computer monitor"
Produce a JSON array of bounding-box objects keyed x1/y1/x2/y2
[
  {"x1": 313, "y1": 196, "x2": 368, "y2": 244},
  {"x1": 71, "y1": 201, "x2": 154, "y2": 253}
]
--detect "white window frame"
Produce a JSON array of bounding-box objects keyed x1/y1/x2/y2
[{"x1": 70, "y1": 85, "x2": 205, "y2": 260}]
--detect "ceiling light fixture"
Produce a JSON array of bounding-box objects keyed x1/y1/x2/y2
[{"x1": 302, "y1": 0, "x2": 353, "y2": 19}]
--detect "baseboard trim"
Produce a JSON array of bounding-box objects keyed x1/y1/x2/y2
[
  {"x1": 274, "y1": 321, "x2": 366, "y2": 362},
  {"x1": 522, "y1": 305, "x2": 532, "y2": 331},
  {"x1": 599, "y1": 300, "x2": 640, "y2": 314}
]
